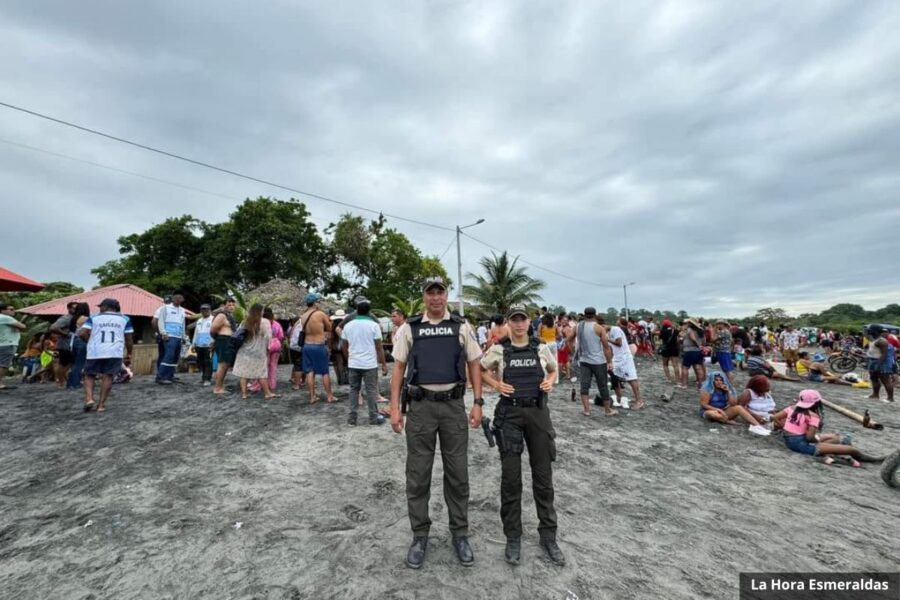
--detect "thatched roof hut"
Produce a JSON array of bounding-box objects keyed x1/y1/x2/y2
[{"x1": 246, "y1": 279, "x2": 342, "y2": 321}]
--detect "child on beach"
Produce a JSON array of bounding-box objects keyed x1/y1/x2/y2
[{"x1": 773, "y1": 389, "x2": 883, "y2": 467}]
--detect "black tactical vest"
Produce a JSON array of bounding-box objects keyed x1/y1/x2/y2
[
  {"x1": 501, "y1": 337, "x2": 545, "y2": 400},
  {"x1": 407, "y1": 315, "x2": 466, "y2": 385}
]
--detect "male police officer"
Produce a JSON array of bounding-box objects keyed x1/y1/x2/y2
[
  {"x1": 390, "y1": 276, "x2": 484, "y2": 569},
  {"x1": 480, "y1": 303, "x2": 565, "y2": 566}
]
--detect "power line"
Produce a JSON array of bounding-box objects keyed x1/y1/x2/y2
[
  {"x1": 437, "y1": 235, "x2": 457, "y2": 261},
  {"x1": 0, "y1": 100, "x2": 455, "y2": 233},
  {"x1": 461, "y1": 231, "x2": 621, "y2": 289},
  {"x1": 0, "y1": 100, "x2": 630, "y2": 285},
  {"x1": 0, "y1": 137, "x2": 335, "y2": 231}
]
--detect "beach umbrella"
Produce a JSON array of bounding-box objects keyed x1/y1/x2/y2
[{"x1": 0, "y1": 266, "x2": 45, "y2": 292}]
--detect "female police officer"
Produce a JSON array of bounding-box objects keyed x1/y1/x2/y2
[{"x1": 480, "y1": 303, "x2": 565, "y2": 566}]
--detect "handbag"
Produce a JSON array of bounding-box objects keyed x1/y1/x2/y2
[{"x1": 230, "y1": 326, "x2": 247, "y2": 352}]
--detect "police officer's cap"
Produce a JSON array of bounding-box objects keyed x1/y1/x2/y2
[
  {"x1": 506, "y1": 303, "x2": 529, "y2": 319},
  {"x1": 422, "y1": 277, "x2": 447, "y2": 292},
  {"x1": 583, "y1": 306, "x2": 597, "y2": 316}
]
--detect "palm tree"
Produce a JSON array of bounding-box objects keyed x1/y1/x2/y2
[
  {"x1": 463, "y1": 251, "x2": 545, "y2": 314},
  {"x1": 385, "y1": 295, "x2": 424, "y2": 318}
]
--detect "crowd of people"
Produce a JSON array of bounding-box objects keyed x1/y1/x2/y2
[{"x1": 1, "y1": 285, "x2": 896, "y2": 569}]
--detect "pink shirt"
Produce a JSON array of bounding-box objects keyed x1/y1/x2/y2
[{"x1": 782, "y1": 406, "x2": 820, "y2": 436}]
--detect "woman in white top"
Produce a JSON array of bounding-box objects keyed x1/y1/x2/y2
[{"x1": 737, "y1": 374, "x2": 777, "y2": 423}]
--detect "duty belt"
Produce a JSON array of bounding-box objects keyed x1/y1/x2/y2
[
  {"x1": 408, "y1": 384, "x2": 465, "y2": 402},
  {"x1": 499, "y1": 395, "x2": 542, "y2": 408}
]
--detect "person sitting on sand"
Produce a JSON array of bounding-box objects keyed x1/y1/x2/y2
[
  {"x1": 796, "y1": 352, "x2": 852, "y2": 386},
  {"x1": 738, "y1": 375, "x2": 777, "y2": 424},
  {"x1": 699, "y1": 371, "x2": 770, "y2": 436},
  {"x1": 19, "y1": 335, "x2": 44, "y2": 381},
  {"x1": 746, "y1": 345, "x2": 801, "y2": 381},
  {"x1": 773, "y1": 389, "x2": 883, "y2": 467}
]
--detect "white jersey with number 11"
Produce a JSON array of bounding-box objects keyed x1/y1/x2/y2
[{"x1": 84, "y1": 312, "x2": 133, "y2": 359}]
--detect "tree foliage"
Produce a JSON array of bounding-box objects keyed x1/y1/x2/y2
[
  {"x1": 0, "y1": 281, "x2": 84, "y2": 310},
  {"x1": 327, "y1": 213, "x2": 450, "y2": 310},
  {"x1": 463, "y1": 251, "x2": 545, "y2": 314},
  {"x1": 91, "y1": 198, "x2": 330, "y2": 306}
]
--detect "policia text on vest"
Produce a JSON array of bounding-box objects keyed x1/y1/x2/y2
[{"x1": 389, "y1": 277, "x2": 484, "y2": 570}]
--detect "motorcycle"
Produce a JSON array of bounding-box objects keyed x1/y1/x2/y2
[{"x1": 826, "y1": 346, "x2": 868, "y2": 374}]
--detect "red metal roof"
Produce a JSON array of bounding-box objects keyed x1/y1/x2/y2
[
  {"x1": 0, "y1": 266, "x2": 45, "y2": 292},
  {"x1": 18, "y1": 283, "x2": 183, "y2": 318}
]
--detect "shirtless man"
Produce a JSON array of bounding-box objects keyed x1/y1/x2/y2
[
  {"x1": 211, "y1": 298, "x2": 237, "y2": 395},
  {"x1": 300, "y1": 293, "x2": 334, "y2": 403}
]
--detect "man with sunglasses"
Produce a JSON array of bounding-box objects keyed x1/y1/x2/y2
[
  {"x1": 480, "y1": 303, "x2": 564, "y2": 566},
  {"x1": 390, "y1": 276, "x2": 484, "y2": 569}
]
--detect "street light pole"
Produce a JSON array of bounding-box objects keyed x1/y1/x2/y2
[
  {"x1": 455, "y1": 219, "x2": 485, "y2": 317},
  {"x1": 623, "y1": 282, "x2": 636, "y2": 321}
]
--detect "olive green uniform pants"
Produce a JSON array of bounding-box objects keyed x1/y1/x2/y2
[
  {"x1": 405, "y1": 396, "x2": 469, "y2": 536},
  {"x1": 493, "y1": 401, "x2": 558, "y2": 540}
]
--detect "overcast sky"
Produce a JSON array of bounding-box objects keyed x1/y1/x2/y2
[{"x1": 1, "y1": 1, "x2": 898, "y2": 316}]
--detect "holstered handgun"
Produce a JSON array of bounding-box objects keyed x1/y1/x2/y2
[
  {"x1": 400, "y1": 382, "x2": 409, "y2": 415},
  {"x1": 481, "y1": 417, "x2": 495, "y2": 448}
]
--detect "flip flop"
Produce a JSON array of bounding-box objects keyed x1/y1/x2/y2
[
  {"x1": 632, "y1": 401, "x2": 646, "y2": 410},
  {"x1": 96, "y1": 406, "x2": 106, "y2": 413},
  {"x1": 0, "y1": 385, "x2": 17, "y2": 391},
  {"x1": 604, "y1": 409, "x2": 619, "y2": 417},
  {"x1": 83, "y1": 401, "x2": 95, "y2": 412},
  {"x1": 264, "y1": 394, "x2": 281, "y2": 400}
]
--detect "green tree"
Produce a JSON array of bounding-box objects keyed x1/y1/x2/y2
[
  {"x1": 752, "y1": 307, "x2": 792, "y2": 326},
  {"x1": 210, "y1": 197, "x2": 330, "y2": 289},
  {"x1": 92, "y1": 215, "x2": 207, "y2": 298},
  {"x1": 387, "y1": 295, "x2": 425, "y2": 318},
  {"x1": 91, "y1": 198, "x2": 332, "y2": 305},
  {"x1": 0, "y1": 281, "x2": 84, "y2": 310},
  {"x1": 328, "y1": 213, "x2": 451, "y2": 310},
  {"x1": 463, "y1": 251, "x2": 545, "y2": 314}
]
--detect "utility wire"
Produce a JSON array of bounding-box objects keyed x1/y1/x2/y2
[
  {"x1": 0, "y1": 100, "x2": 627, "y2": 283},
  {"x1": 0, "y1": 137, "x2": 337, "y2": 231},
  {"x1": 461, "y1": 231, "x2": 622, "y2": 289},
  {"x1": 437, "y1": 235, "x2": 457, "y2": 261},
  {"x1": 0, "y1": 100, "x2": 455, "y2": 232}
]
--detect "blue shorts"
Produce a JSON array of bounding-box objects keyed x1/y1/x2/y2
[
  {"x1": 302, "y1": 343, "x2": 330, "y2": 375},
  {"x1": 84, "y1": 358, "x2": 123, "y2": 376},
  {"x1": 716, "y1": 352, "x2": 735, "y2": 372},
  {"x1": 807, "y1": 371, "x2": 823, "y2": 382},
  {"x1": 783, "y1": 434, "x2": 817, "y2": 456},
  {"x1": 682, "y1": 351, "x2": 704, "y2": 367}
]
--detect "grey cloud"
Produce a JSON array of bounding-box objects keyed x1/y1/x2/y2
[{"x1": 1, "y1": 0, "x2": 898, "y2": 316}]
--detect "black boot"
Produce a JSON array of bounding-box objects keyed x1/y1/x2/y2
[
  {"x1": 406, "y1": 536, "x2": 427, "y2": 569},
  {"x1": 452, "y1": 536, "x2": 474, "y2": 566},
  {"x1": 540, "y1": 538, "x2": 566, "y2": 566},
  {"x1": 504, "y1": 537, "x2": 521, "y2": 565}
]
